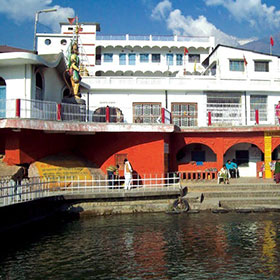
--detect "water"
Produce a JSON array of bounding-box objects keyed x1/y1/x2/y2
[{"x1": 1, "y1": 211, "x2": 280, "y2": 279}]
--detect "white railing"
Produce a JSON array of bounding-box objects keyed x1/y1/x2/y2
[
  {"x1": 0, "y1": 177, "x2": 52, "y2": 206},
  {"x1": 2, "y1": 98, "x2": 279, "y2": 127},
  {"x1": 0, "y1": 174, "x2": 181, "y2": 207},
  {"x1": 96, "y1": 34, "x2": 211, "y2": 43}
]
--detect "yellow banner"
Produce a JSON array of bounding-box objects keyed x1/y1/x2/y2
[
  {"x1": 264, "y1": 134, "x2": 272, "y2": 178},
  {"x1": 35, "y1": 161, "x2": 92, "y2": 180}
]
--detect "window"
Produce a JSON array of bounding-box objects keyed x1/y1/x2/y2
[
  {"x1": 250, "y1": 95, "x2": 267, "y2": 121},
  {"x1": 191, "y1": 151, "x2": 205, "y2": 162},
  {"x1": 60, "y1": 39, "x2": 67, "y2": 45},
  {"x1": 207, "y1": 92, "x2": 242, "y2": 126},
  {"x1": 166, "y1": 54, "x2": 174, "y2": 66},
  {"x1": 133, "y1": 103, "x2": 161, "y2": 123},
  {"x1": 104, "y1": 53, "x2": 113, "y2": 63},
  {"x1": 171, "y1": 103, "x2": 197, "y2": 127},
  {"x1": 119, "y1": 53, "x2": 126, "y2": 65},
  {"x1": 128, "y1": 54, "x2": 136, "y2": 65},
  {"x1": 0, "y1": 77, "x2": 6, "y2": 118},
  {"x1": 229, "y1": 60, "x2": 244, "y2": 71},
  {"x1": 152, "y1": 54, "x2": 161, "y2": 63},
  {"x1": 254, "y1": 61, "x2": 269, "y2": 72},
  {"x1": 44, "y1": 39, "x2": 51, "y2": 45},
  {"x1": 176, "y1": 54, "x2": 183, "y2": 65},
  {"x1": 189, "y1": 54, "x2": 200, "y2": 63},
  {"x1": 140, "y1": 54, "x2": 149, "y2": 63}
]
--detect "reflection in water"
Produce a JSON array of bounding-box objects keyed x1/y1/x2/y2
[{"x1": 1, "y1": 212, "x2": 280, "y2": 279}]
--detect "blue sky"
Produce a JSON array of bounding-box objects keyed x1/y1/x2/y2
[{"x1": 1, "y1": 0, "x2": 280, "y2": 50}]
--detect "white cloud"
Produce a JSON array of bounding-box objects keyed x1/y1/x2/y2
[
  {"x1": 151, "y1": 0, "x2": 240, "y2": 46},
  {"x1": 151, "y1": 0, "x2": 172, "y2": 20},
  {"x1": 0, "y1": 0, "x2": 75, "y2": 32},
  {"x1": 205, "y1": 0, "x2": 280, "y2": 30}
]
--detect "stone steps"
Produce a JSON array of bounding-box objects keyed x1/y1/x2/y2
[{"x1": 184, "y1": 184, "x2": 280, "y2": 211}]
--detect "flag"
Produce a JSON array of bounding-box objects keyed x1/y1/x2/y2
[
  {"x1": 184, "y1": 47, "x2": 188, "y2": 55},
  {"x1": 243, "y1": 55, "x2": 248, "y2": 66},
  {"x1": 68, "y1": 17, "x2": 76, "y2": 25},
  {"x1": 270, "y1": 36, "x2": 274, "y2": 46}
]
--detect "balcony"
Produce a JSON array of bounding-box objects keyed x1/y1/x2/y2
[{"x1": 0, "y1": 99, "x2": 279, "y2": 130}]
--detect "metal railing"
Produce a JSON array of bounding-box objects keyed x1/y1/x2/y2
[
  {"x1": 96, "y1": 34, "x2": 212, "y2": 43},
  {"x1": 1, "y1": 98, "x2": 280, "y2": 127},
  {"x1": 0, "y1": 174, "x2": 181, "y2": 207}
]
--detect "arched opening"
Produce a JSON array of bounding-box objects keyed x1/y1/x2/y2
[
  {"x1": 177, "y1": 143, "x2": 217, "y2": 163},
  {"x1": 224, "y1": 143, "x2": 263, "y2": 177},
  {"x1": 92, "y1": 107, "x2": 124, "y2": 123},
  {"x1": 0, "y1": 77, "x2": 6, "y2": 118}
]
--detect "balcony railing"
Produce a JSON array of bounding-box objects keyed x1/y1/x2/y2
[
  {"x1": 96, "y1": 34, "x2": 211, "y2": 43},
  {"x1": 0, "y1": 98, "x2": 279, "y2": 128}
]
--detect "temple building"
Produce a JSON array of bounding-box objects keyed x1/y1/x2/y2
[{"x1": 1, "y1": 21, "x2": 280, "y2": 179}]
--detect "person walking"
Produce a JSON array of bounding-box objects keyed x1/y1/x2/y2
[
  {"x1": 10, "y1": 165, "x2": 29, "y2": 201},
  {"x1": 106, "y1": 164, "x2": 119, "y2": 187},
  {"x1": 124, "y1": 159, "x2": 133, "y2": 190}
]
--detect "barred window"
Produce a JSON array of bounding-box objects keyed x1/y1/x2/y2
[
  {"x1": 229, "y1": 60, "x2": 244, "y2": 71},
  {"x1": 171, "y1": 103, "x2": 197, "y2": 127},
  {"x1": 254, "y1": 61, "x2": 269, "y2": 72},
  {"x1": 250, "y1": 95, "x2": 267, "y2": 121},
  {"x1": 133, "y1": 103, "x2": 161, "y2": 123}
]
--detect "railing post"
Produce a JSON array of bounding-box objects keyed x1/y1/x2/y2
[
  {"x1": 208, "y1": 111, "x2": 212, "y2": 126},
  {"x1": 57, "y1": 104, "x2": 62, "y2": 121},
  {"x1": 16, "y1": 99, "x2": 21, "y2": 118},
  {"x1": 161, "y1": 108, "x2": 165, "y2": 124},
  {"x1": 255, "y1": 109, "x2": 259, "y2": 125},
  {"x1": 106, "y1": 106, "x2": 110, "y2": 123}
]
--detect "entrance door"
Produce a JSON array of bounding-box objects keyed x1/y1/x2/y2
[{"x1": 0, "y1": 85, "x2": 6, "y2": 118}]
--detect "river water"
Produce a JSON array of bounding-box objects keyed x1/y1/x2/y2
[{"x1": 1, "y1": 211, "x2": 280, "y2": 279}]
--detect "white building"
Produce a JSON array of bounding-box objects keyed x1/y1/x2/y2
[{"x1": 2, "y1": 22, "x2": 280, "y2": 177}]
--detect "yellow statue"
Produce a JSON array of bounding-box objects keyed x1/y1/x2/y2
[{"x1": 68, "y1": 42, "x2": 81, "y2": 98}]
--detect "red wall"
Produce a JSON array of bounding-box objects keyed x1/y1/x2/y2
[
  {"x1": 170, "y1": 132, "x2": 264, "y2": 172},
  {"x1": 78, "y1": 132, "x2": 168, "y2": 177},
  {"x1": 4, "y1": 130, "x2": 76, "y2": 165}
]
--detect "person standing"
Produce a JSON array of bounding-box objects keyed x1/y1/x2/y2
[
  {"x1": 106, "y1": 164, "x2": 119, "y2": 187},
  {"x1": 124, "y1": 159, "x2": 133, "y2": 190},
  {"x1": 274, "y1": 159, "x2": 280, "y2": 183},
  {"x1": 276, "y1": 101, "x2": 280, "y2": 125},
  {"x1": 10, "y1": 165, "x2": 29, "y2": 201}
]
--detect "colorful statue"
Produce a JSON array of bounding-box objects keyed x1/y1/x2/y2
[{"x1": 67, "y1": 41, "x2": 81, "y2": 98}]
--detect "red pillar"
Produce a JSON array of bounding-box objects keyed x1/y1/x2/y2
[
  {"x1": 57, "y1": 104, "x2": 62, "y2": 121},
  {"x1": 16, "y1": 99, "x2": 20, "y2": 118},
  {"x1": 208, "y1": 112, "x2": 212, "y2": 126},
  {"x1": 161, "y1": 108, "x2": 165, "y2": 123},
  {"x1": 255, "y1": 109, "x2": 259, "y2": 125},
  {"x1": 106, "y1": 106, "x2": 110, "y2": 123}
]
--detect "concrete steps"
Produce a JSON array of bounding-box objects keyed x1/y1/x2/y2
[{"x1": 184, "y1": 182, "x2": 280, "y2": 211}]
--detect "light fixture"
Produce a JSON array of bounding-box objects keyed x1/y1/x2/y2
[{"x1": 33, "y1": 8, "x2": 57, "y2": 52}]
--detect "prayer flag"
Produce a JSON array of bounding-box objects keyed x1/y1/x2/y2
[
  {"x1": 270, "y1": 36, "x2": 274, "y2": 46},
  {"x1": 68, "y1": 17, "x2": 75, "y2": 25},
  {"x1": 243, "y1": 55, "x2": 248, "y2": 66},
  {"x1": 184, "y1": 47, "x2": 188, "y2": 55}
]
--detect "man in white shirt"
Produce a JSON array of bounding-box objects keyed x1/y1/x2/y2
[{"x1": 124, "y1": 158, "x2": 133, "y2": 190}]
